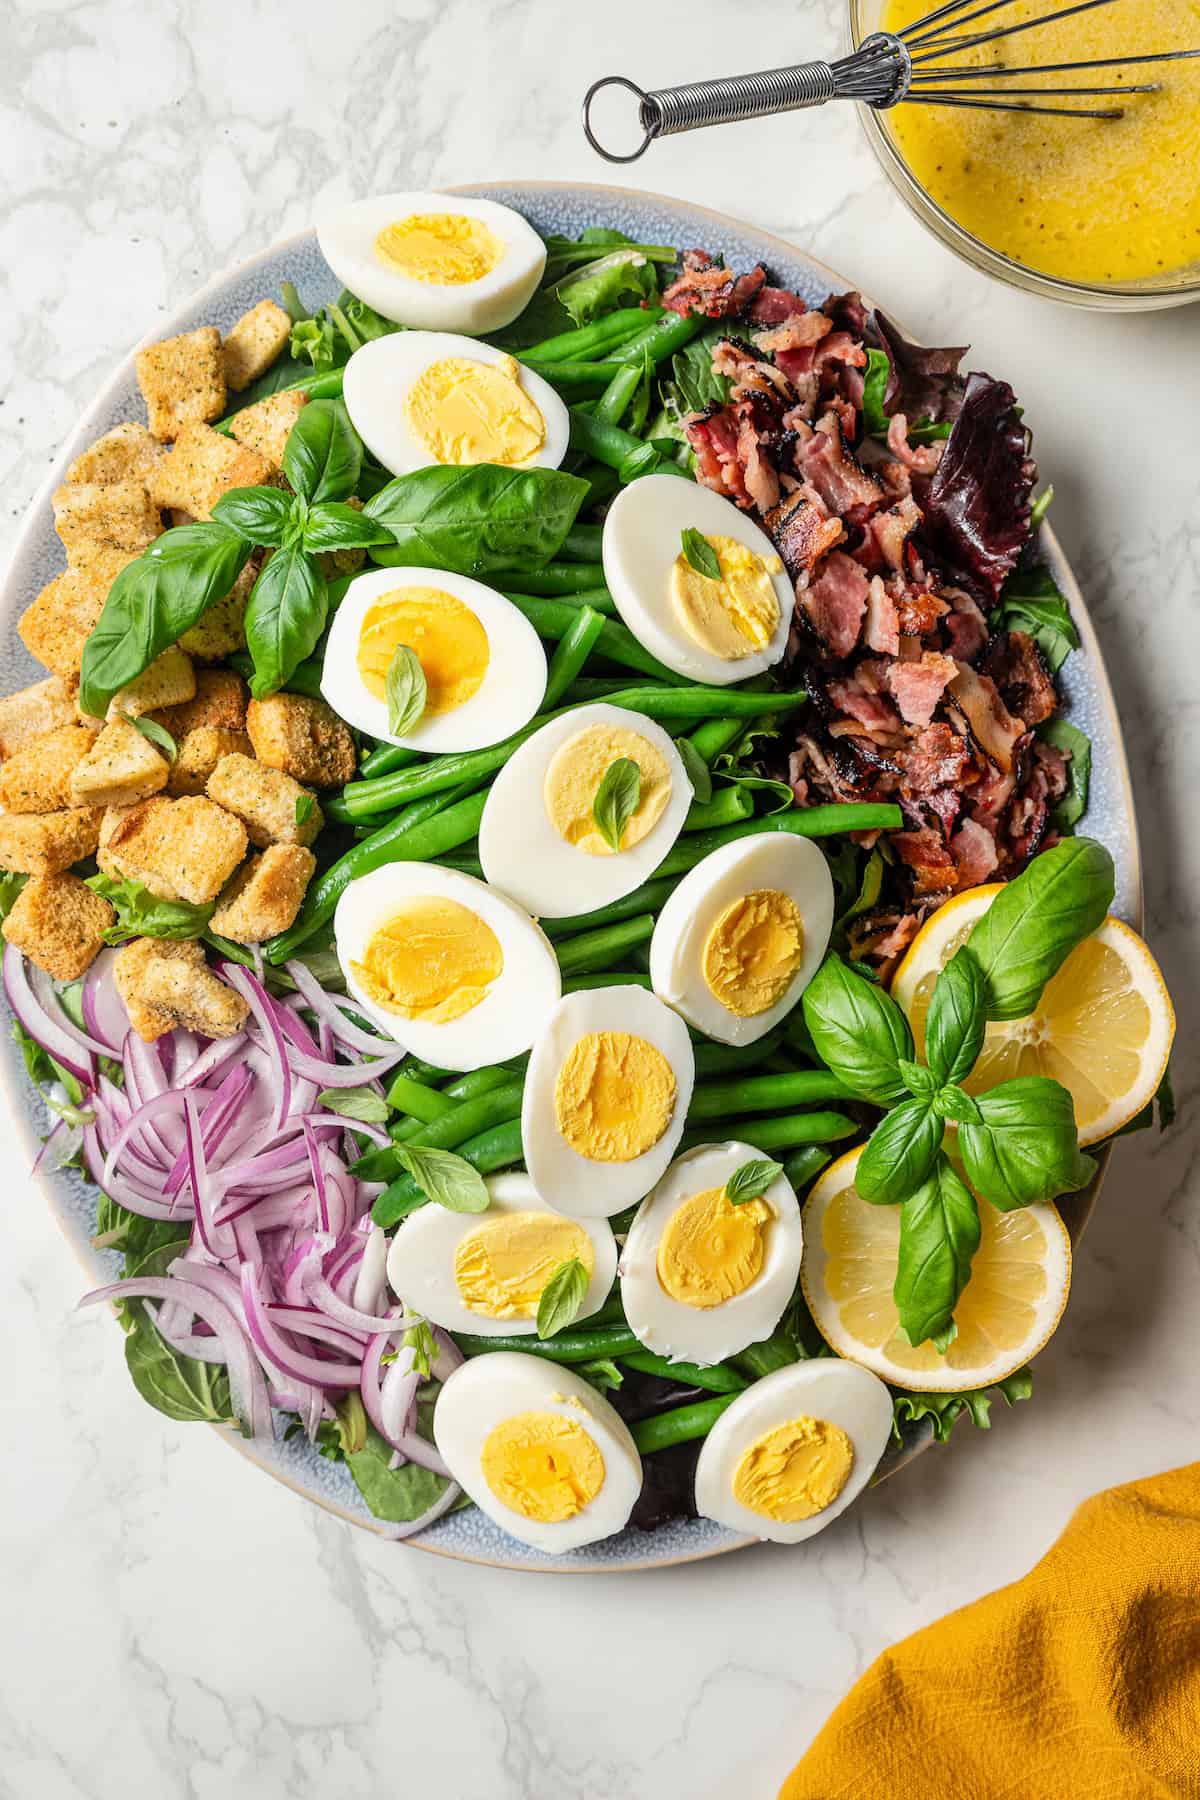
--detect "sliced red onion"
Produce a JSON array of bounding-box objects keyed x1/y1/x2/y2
[
  {"x1": 299, "y1": 1112, "x2": 391, "y2": 1146},
  {"x1": 353, "y1": 1225, "x2": 388, "y2": 1318},
  {"x1": 33, "y1": 1116, "x2": 85, "y2": 1175},
  {"x1": 304, "y1": 1274, "x2": 398, "y2": 1336},
  {"x1": 220, "y1": 964, "x2": 292, "y2": 1129},
  {"x1": 240, "y1": 1264, "x2": 360, "y2": 1389},
  {"x1": 431, "y1": 1326, "x2": 465, "y2": 1384},
  {"x1": 284, "y1": 962, "x2": 406, "y2": 1057},
  {"x1": 174, "y1": 1033, "x2": 247, "y2": 1090},
  {"x1": 4, "y1": 944, "x2": 92, "y2": 1086},
  {"x1": 283, "y1": 1048, "x2": 404, "y2": 1088},
  {"x1": 81, "y1": 949, "x2": 127, "y2": 1053},
  {"x1": 266, "y1": 1305, "x2": 368, "y2": 1353},
  {"x1": 360, "y1": 1316, "x2": 451, "y2": 1475},
  {"x1": 184, "y1": 1094, "x2": 235, "y2": 1263},
  {"x1": 380, "y1": 1344, "x2": 420, "y2": 1441},
  {"x1": 28, "y1": 960, "x2": 112, "y2": 1062}
]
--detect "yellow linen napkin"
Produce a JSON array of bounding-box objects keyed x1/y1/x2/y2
[{"x1": 780, "y1": 1463, "x2": 1200, "y2": 1799}]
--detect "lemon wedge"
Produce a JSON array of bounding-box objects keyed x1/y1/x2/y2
[
  {"x1": 891, "y1": 888, "x2": 1174, "y2": 1146},
  {"x1": 800, "y1": 1147, "x2": 1071, "y2": 1392}
]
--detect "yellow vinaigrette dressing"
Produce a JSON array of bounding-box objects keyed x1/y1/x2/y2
[{"x1": 880, "y1": 0, "x2": 1200, "y2": 282}]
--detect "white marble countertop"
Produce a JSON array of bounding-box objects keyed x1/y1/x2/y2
[{"x1": 1, "y1": 3, "x2": 1197, "y2": 1795}]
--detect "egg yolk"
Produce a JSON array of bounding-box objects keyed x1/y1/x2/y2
[
  {"x1": 405, "y1": 355, "x2": 546, "y2": 468},
  {"x1": 543, "y1": 723, "x2": 672, "y2": 857},
  {"x1": 671, "y1": 534, "x2": 782, "y2": 661},
  {"x1": 703, "y1": 888, "x2": 805, "y2": 1018},
  {"x1": 373, "y1": 211, "x2": 505, "y2": 285},
  {"x1": 357, "y1": 588, "x2": 489, "y2": 717},
  {"x1": 353, "y1": 897, "x2": 502, "y2": 1022},
  {"x1": 554, "y1": 1031, "x2": 676, "y2": 1163},
  {"x1": 481, "y1": 1410, "x2": 605, "y2": 1522},
  {"x1": 732, "y1": 1415, "x2": 855, "y2": 1523},
  {"x1": 454, "y1": 1213, "x2": 595, "y2": 1320},
  {"x1": 656, "y1": 1186, "x2": 772, "y2": 1308}
]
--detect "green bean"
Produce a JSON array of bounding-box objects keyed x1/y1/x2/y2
[
  {"x1": 688, "y1": 1071, "x2": 858, "y2": 1120},
  {"x1": 562, "y1": 970, "x2": 653, "y2": 994},
  {"x1": 262, "y1": 785, "x2": 485, "y2": 962},
  {"x1": 495, "y1": 563, "x2": 608, "y2": 597},
  {"x1": 560, "y1": 677, "x2": 637, "y2": 703},
  {"x1": 631, "y1": 1393, "x2": 739, "y2": 1455},
  {"x1": 318, "y1": 791, "x2": 356, "y2": 826},
  {"x1": 569, "y1": 409, "x2": 690, "y2": 479},
  {"x1": 523, "y1": 308, "x2": 663, "y2": 363},
  {"x1": 556, "y1": 914, "x2": 654, "y2": 977},
  {"x1": 401, "y1": 1056, "x2": 456, "y2": 1083},
  {"x1": 357, "y1": 1080, "x2": 525, "y2": 1182},
  {"x1": 683, "y1": 786, "x2": 753, "y2": 832},
  {"x1": 611, "y1": 310, "x2": 706, "y2": 367},
  {"x1": 503, "y1": 593, "x2": 689, "y2": 686},
  {"x1": 680, "y1": 1111, "x2": 857, "y2": 1155},
  {"x1": 388, "y1": 1065, "x2": 517, "y2": 1140},
  {"x1": 619, "y1": 1350, "x2": 747, "y2": 1394},
  {"x1": 358, "y1": 742, "x2": 421, "y2": 780},
  {"x1": 541, "y1": 875, "x2": 680, "y2": 942},
  {"x1": 691, "y1": 1032, "x2": 784, "y2": 1078},
  {"x1": 593, "y1": 359, "x2": 643, "y2": 427},
  {"x1": 732, "y1": 1330, "x2": 802, "y2": 1382},
  {"x1": 783, "y1": 1145, "x2": 832, "y2": 1193},
  {"x1": 656, "y1": 805, "x2": 905, "y2": 877},
  {"x1": 385, "y1": 1073, "x2": 456, "y2": 1123},
  {"x1": 688, "y1": 716, "x2": 747, "y2": 762},
  {"x1": 371, "y1": 1116, "x2": 526, "y2": 1226},
  {"x1": 542, "y1": 606, "x2": 607, "y2": 709},
  {"x1": 506, "y1": 585, "x2": 616, "y2": 617},
  {"x1": 524, "y1": 358, "x2": 623, "y2": 393},
  {"x1": 456, "y1": 1323, "x2": 640, "y2": 1363},
  {"x1": 578, "y1": 460, "x2": 622, "y2": 510},
  {"x1": 561, "y1": 523, "x2": 603, "y2": 561}
]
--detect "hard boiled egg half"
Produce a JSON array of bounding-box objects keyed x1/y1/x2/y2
[
  {"x1": 694, "y1": 1360, "x2": 893, "y2": 1544},
  {"x1": 321, "y1": 566, "x2": 546, "y2": 754},
  {"x1": 333, "y1": 863, "x2": 560, "y2": 1071},
  {"x1": 621, "y1": 1142, "x2": 803, "y2": 1365},
  {"x1": 522, "y1": 985, "x2": 695, "y2": 1218},
  {"x1": 317, "y1": 191, "x2": 546, "y2": 333},
  {"x1": 343, "y1": 332, "x2": 569, "y2": 479},
  {"x1": 479, "y1": 702, "x2": 693, "y2": 918},
  {"x1": 650, "y1": 835, "x2": 834, "y2": 1045},
  {"x1": 602, "y1": 473, "x2": 793, "y2": 686},
  {"x1": 433, "y1": 1352, "x2": 643, "y2": 1553},
  {"x1": 386, "y1": 1174, "x2": 617, "y2": 1338}
]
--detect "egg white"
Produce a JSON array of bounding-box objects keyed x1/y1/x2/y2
[
  {"x1": 602, "y1": 474, "x2": 794, "y2": 686},
  {"x1": 320, "y1": 565, "x2": 547, "y2": 755},
  {"x1": 620, "y1": 1141, "x2": 803, "y2": 1365},
  {"x1": 342, "y1": 331, "x2": 570, "y2": 479},
  {"x1": 693, "y1": 1360, "x2": 893, "y2": 1544},
  {"x1": 478, "y1": 703, "x2": 694, "y2": 919},
  {"x1": 385, "y1": 1173, "x2": 617, "y2": 1337},
  {"x1": 432, "y1": 1351, "x2": 643, "y2": 1553},
  {"x1": 334, "y1": 862, "x2": 561, "y2": 1071},
  {"x1": 316, "y1": 192, "x2": 546, "y2": 334},
  {"x1": 522, "y1": 985, "x2": 695, "y2": 1219}
]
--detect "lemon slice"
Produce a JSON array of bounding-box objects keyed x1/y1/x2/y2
[
  {"x1": 891, "y1": 890, "x2": 1174, "y2": 1146},
  {"x1": 801, "y1": 1147, "x2": 1071, "y2": 1392}
]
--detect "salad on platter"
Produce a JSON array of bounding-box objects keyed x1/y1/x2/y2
[{"x1": 1, "y1": 190, "x2": 1176, "y2": 1555}]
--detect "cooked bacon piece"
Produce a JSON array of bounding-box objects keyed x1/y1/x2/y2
[
  {"x1": 897, "y1": 720, "x2": 973, "y2": 814},
  {"x1": 948, "y1": 660, "x2": 1026, "y2": 773},
  {"x1": 662, "y1": 249, "x2": 766, "y2": 319},
  {"x1": 827, "y1": 664, "x2": 900, "y2": 732},
  {"x1": 750, "y1": 286, "x2": 809, "y2": 326},
  {"x1": 823, "y1": 291, "x2": 869, "y2": 337},
  {"x1": 950, "y1": 817, "x2": 999, "y2": 889},
  {"x1": 765, "y1": 490, "x2": 845, "y2": 579},
  {"x1": 864, "y1": 577, "x2": 900, "y2": 656},
  {"x1": 712, "y1": 336, "x2": 794, "y2": 400},
  {"x1": 794, "y1": 414, "x2": 883, "y2": 521},
  {"x1": 981, "y1": 629, "x2": 1057, "y2": 727},
  {"x1": 892, "y1": 828, "x2": 957, "y2": 895},
  {"x1": 847, "y1": 907, "x2": 921, "y2": 974},
  {"x1": 801, "y1": 552, "x2": 870, "y2": 659},
  {"x1": 895, "y1": 584, "x2": 949, "y2": 636},
  {"x1": 734, "y1": 396, "x2": 782, "y2": 513},
  {"x1": 686, "y1": 407, "x2": 752, "y2": 508},
  {"x1": 943, "y1": 589, "x2": 989, "y2": 663},
  {"x1": 858, "y1": 497, "x2": 923, "y2": 575},
  {"x1": 886, "y1": 413, "x2": 946, "y2": 476},
  {"x1": 1033, "y1": 736, "x2": 1070, "y2": 801},
  {"x1": 969, "y1": 757, "x2": 1018, "y2": 828},
  {"x1": 754, "y1": 312, "x2": 832, "y2": 356},
  {"x1": 886, "y1": 651, "x2": 958, "y2": 728}
]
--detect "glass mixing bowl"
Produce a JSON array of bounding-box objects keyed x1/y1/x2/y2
[{"x1": 849, "y1": 0, "x2": 1200, "y2": 310}]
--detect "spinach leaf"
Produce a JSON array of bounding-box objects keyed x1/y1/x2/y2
[
  {"x1": 892, "y1": 1366, "x2": 1032, "y2": 1443},
  {"x1": 346, "y1": 1422, "x2": 453, "y2": 1524},
  {"x1": 957, "y1": 1076, "x2": 1096, "y2": 1208},
  {"x1": 283, "y1": 397, "x2": 363, "y2": 505},
  {"x1": 230, "y1": 354, "x2": 313, "y2": 408},
  {"x1": 488, "y1": 286, "x2": 573, "y2": 350},
  {"x1": 856, "y1": 1097, "x2": 943, "y2": 1206},
  {"x1": 801, "y1": 953, "x2": 914, "y2": 1106},
  {"x1": 893, "y1": 1153, "x2": 980, "y2": 1348},
  {"x1": 365, "y1": 465, "x2": 588, "y2": 575},
  {"x1": 211, "y1": 485, "x2": 295, "y2": 546},
  {"x1": 86, "y1": 873, "x2": 213, "y2": 943},
  {"x1": 93, "y1": 1193, "x2": 184, "y2": 1261},
  {"x1": 130, "y1": 717, "x2": 178, "y2": 763},
  {"x1": 661, "y1": 323, "x2": 732, "y2": 420},
  {"x1": 120, "y1": 1239, "x2": 237, "y2": 1427},
  {"x1": 244, "y1": 544, "x2": 329, "y2": 698},
  {"x1": 680, "y1": 527, "x2": 720, "y2": 580},
  {"x1": 1037, "y1": 717, "x2": 1091, "y2": 832},
  {"x1": 990, "y1": 564, "x2": 1080, "y2": 673},
  {"x1": 725, "y1": 1158, "x2": 784, "y2": 1204},
  {"x1": 675, "y1": 736, "x2": 713, "y2": 805},
  {"x1": 536, "y1": 1257, "x2": 589, "y2": 1337},
  {"x1": 861, "y1": 347, "x2": 891, "y2": 438},
  {"x1": 925, "y1": 945, "x2": 987, "y2": 1088},
  {"x1": 553, "y1": 249, "x2": 659, "y2": 325},
  {"x1": 386, "y1": 644, "x2": 427, "y2": 737},
  {"x1": 302, "y1": 501, "x2": 394, "y2": 553},
  {"x1": 79, "y1": 523, "x2": 251, "y2": 720},
  {"x1": 593, "y1": 757, "x2": 641, "y2": 852},
  {"x1": 967, "y1": 837, "x2": 1114, "y2": 1020},
  {"x1": 393, "y1": 1143, "x2": 489, "y2": 1214}
]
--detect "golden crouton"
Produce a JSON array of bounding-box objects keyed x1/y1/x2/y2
[
  {"x1": 19, "y1": 548, "x2": 139, "y2": 680},
  {"x1": 206, "y1": 752, "x2": 322, "y2": 849},
  {"x1": 146, "y1": 422, "x2": 274, "y2": 522},
  {"x1": 0, "y1": 805, "x2": 104, "y2": 876},
  {"x1": 108, "y1": 648, "x2": 196, "y2": 721},
  {"x1": 0, "y1": 723, "x2": 100, "y2": 815},
  {"x1": 168, "y1": 726, "x2": 254, "y2": 797},
  {"x1": 134, "y1": 954, "x2": 250, "y2": 1041},
  {"x1": 69, "y1": 716, "x2": 171, "y2": 807},
  {"x1": 0, "y1": 678, "x2": 80, "y2": 759},
  {"x1": 245, "y1": 694, "x2": 355, "y2": 788},
  {"x1": 135, "y1": 327, "x2": 227, "y2": 442},
  {"x1": 179, "y1": 558, "x2": 256, "y2": 662},
  {"x1": 210, "y1": 843, "x2": 316, "y2": 943},
  {"x1": 114, "y1": 937, "x2": 205, "y2": 1041},
  {"x1": 223, "y1": 300, "x2": 293, "y2": 393},
  {"x1": 65, "y1": 421, "x2": 165, "y2": 488},
  {"x1": 2, "y1": 873, "x2": 115, "y2": 981},
  {"x1": 227, "y1": 389, "x2": 307, "y2": 467},
  {"x1": 100, "y1": 794, "x2": 248, "y2": 906},
  {"x1": 153, "y1": 668, "x2": 247, "y2": 738},
  {"x1": 52, "y1": 480, "x2": 162, "y2": 564}
]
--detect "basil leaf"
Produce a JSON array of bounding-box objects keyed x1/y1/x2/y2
[
  {"x1": 86, "y1": 872, "x2": 212, "y2": 943},
  {"x1": 593, "y1": 756, "x2": 641, "y2": 853},
  {"x1": 79, "y1": 523, "x2": 251, "y2": 720},
  {"x1": 536, "y1": 1256, "x2": 589, "y2": 1338},
  {"x1": 838, "y1": 846, "x2": 885, "y2": 925},
  {"x1": 933, "y1": 1084, "x2": 983, "y2": 1125},
  {"x1": 317, "y1": 1088, "x2": 390, "y2": 1123},
  {"x1": 675, "y1": 736, "x2": 713, "y2": 805},
  {"x1": 680, "y1": 527, "x2": 721, "y2": 581},
  {"x1": 801, "y1": 954, "x2": 914, "y2": 1106},
  {"x1": 244, "y1": 545, "x2": 329, "y2": 699},
  {"x1": 365, "y1": 465, "x2": 588, "y2": 575},
  {"x1": 282, "y1": 397, "x2": 363, "y2": 504},
  {"x1": 1037, "y1": 717, "x2": 1091, "y2": 833},
  {"x1": 302, "y1": 501, "x2": 396, "y2": 554},
  {"x1": 893, "y1": 1153, "x2": 980, "y2": 1348},
  {"x1": 393, "y1": 1143, "x2": 489, "y2": 1214},
  {"x1": 211, "y1": 485, "x2": 296, "y2": 546},
  {"x1": 899, "y1": 1060, "x2": 939, "y2": 1098},
  {"x1": 957, "y1": 1076, "x2": 1096, "y2": 1209},
  {"x1": 346, "y1": 1422, "x2": 452, "y2": 1523},
  {"x1": 295, "y1": 792, "x2": 315, "y2": 826},
  {"x1": 967, "y1": 838, "x2": 1114, "y2": 1021},
  {"x1": 130, "y1": 716, "x2": 178, "y2": 763},
  {"x1": 725, "y1": 1158, "x2": 784, "y2": 1205},
  {"x1": 925, "y1": 945, "x2": 987, "y2": 1087},
  {"x1": 386, "y1": 644, "x2": 427, "y2": 737},
  {"x1": 856, "y1": 1097, "x2": 943, "y2": 1206}
]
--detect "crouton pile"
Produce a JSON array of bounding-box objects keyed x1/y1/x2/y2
[{"x1": 1, "y1": 300, "x2": 356, "y2": 1044}]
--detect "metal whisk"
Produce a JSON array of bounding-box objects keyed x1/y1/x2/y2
[{"x1": 582, "y1": 0, "x2": 1200, "y2": 161}]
